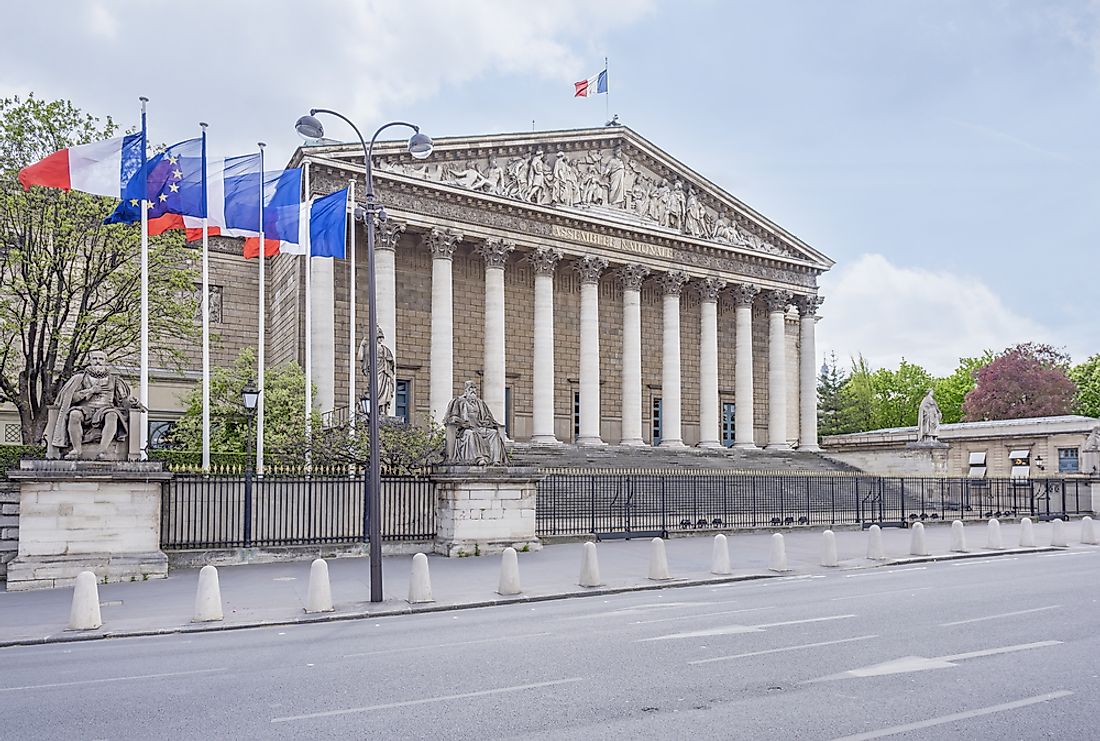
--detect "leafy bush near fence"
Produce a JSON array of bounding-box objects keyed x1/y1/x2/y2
[{"x1": 0, "y1": 445, "x2": 46, "y2": 477}]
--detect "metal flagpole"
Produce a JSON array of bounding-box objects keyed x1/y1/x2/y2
[
  {"x1": 200, "y1": 122, "x2": 210, "y2": 471},
  {"x1": 605, "y1": 56, "x2": 610, "y2": 123},
  {"x1": 303, "y1": 161, "x2": 313, "y2": 468},
  {"x1": 257, "y1": 142, "x2": 266, "y2": 476},
  {"x1": 139, "y1": 96, "x2": 150, "y2": 459},
  {"x1": 348, "y1": 178, "x2": 356, "y2": 431}
]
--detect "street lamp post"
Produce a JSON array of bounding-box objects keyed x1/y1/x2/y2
[
  {"x1": 241, "y1": 381, "x2": 260, "y2": 549},
  {"x1": 294, "y1": 110, "x2": 432, "y2": 603}
]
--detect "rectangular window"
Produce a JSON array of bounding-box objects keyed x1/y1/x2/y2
[
  {"x1": 394, "y1": 379, "x2": 410, "y2": 424},
  {"x1": 5, "y1": 423, "x2": 22, "y2": 444},
  {"x1": 1009, "y1": 449, "x2": 1031, "y2": 479},
  {"x1": 1058, "y1": 448, "x2": 1079, "y2": 474},
  {"x1": 504, "y1": 386, "x2": 512, "y2": 439},
  {"x1": 967, "y1": 450, "x2": 987, "y2": 479},
  {"x1": 573, "y1": 390, "x2": 580, "y2": 441},
  {"x1": 652, "y1": 396, "x2": 663, "y2": 446},
  {"x1": 722, "y1": 402, "x2": 736, "y2": 448}
]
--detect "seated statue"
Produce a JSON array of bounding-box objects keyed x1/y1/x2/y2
[
  {"x1": 444, "y1": 380, "x2": 509, "y2": 466},
  {"x1": 46, "y1": 349, "x2": 145, "y2": 461}
]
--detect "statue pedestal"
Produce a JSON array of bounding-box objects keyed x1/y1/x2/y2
[
  {"x1": 5, "y1": 460, "x2": 173, "y2": 591},
  {"x1": 432, "y1": 466, "x2": 543, "y2": 557}
]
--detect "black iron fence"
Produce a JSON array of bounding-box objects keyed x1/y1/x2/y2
[
  {"x1": 161, "y1": 474, "x2": 436, "y2": 549},
  {"x1": 536, "y1": 472, "x2": 1093, "y2": 538}
]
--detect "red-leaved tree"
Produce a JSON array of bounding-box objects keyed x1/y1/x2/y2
[{"x1": 962, "y1": 343, "x2": 1077, "y2": 421}]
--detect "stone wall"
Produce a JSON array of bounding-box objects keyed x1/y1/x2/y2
[
  {"x1": 0, "y1": 482, "x2": 18, "y2": 580},
  {"x1": 824, "y1": 447, "x2": 948, "y2": 476}
]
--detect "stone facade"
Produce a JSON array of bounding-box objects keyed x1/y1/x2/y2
[
  {"x1": 432, "y1": 467, "x2": 542, "y2": 557},
  {"x1": 0, "y1": 482, "x2": 18, "y2": 580}
]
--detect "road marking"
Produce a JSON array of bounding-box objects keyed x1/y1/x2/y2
[
  {"x1": 1039, "y1": 551, "x2": 1092, "y2": 558},
  {"x1": 939, "y1": 605, "x2": 1061, "y2": 627},
  {"x1": 829, "y1": 690, "x2": 1072, "y2": 740},
  {"x1": 344, "y1": 632, "x2": 553, "y2": 658},
  {"x1": 0, "y1": 667, "x2": 227, "y2": 693},
  {"x1": 830, "y1": 587, "x2": 932, "y2": 601},
  {"x1": 270, "y1": 677, "x2": 585, "y2": 723},
  {"x1": 631, "y1": 606, "x2": 775, "y2": 625},
  {"x1": 844, "y1": 567, "x2": 926, "y2": 578},
  {"x1": 939, "y1": 640, "x2": 1063, "y2": 662},
  {"x1": 949, "y1": 557, "x2": 1017, "y2": 566},
  {"x1": 641, "y1": 614, "x2": 855, "y2": 641},
  {"x1": 565, "y1": 602, "x2": 709, "y2": 620},
  {"x1": 689, "y1": 635, "x2": 878, "y2": 665},
  {"x1": 812, "y1": 640, "x2": 1062, "y2": 681}
]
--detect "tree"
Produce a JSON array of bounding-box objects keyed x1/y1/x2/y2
[
  {"x1": 962, "y1": 343, "x2": 1076, "y2": 421},
  {"x1": 816, "y1": 351, "x2": 849, "y2": 438},
  {"x1": 838, "y1": 355, "x2": 934, "y2": 432},
  {"x1": 1069, "y1": 354, "x2": 1100, "y2": 419},
  {"x1": 0, "y1": 94, "x2": 198, "y2": 443},
  {"x1": 933, "y1": 352, "x2": 994, "y2": 424}
]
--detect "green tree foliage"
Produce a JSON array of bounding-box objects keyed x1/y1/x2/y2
[
  {"x1": 833, "y1": 355, "x2": 935, "y2": 433},
  {"x1": 933, "y1": 353, "x2": 994, "y2": 425},
  {"x1": 816, "y1": 351, "x2": 849, "y2": 438},
  {"x1": 1069, "y1": 354, "x2": 1100, "y2": 419},
  {"x1": 0, "y1": 94, "x2": 198, "y2": 443}
]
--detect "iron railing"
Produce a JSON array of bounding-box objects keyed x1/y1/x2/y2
[{"x1": 161, "y1": 474, "x2": 436, "y2": 549}]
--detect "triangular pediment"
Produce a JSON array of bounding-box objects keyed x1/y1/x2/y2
[{"x1": 293, "y1": 126, "x2": 832, "y2": 270}]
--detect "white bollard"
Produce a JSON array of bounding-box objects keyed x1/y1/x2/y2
[
  {"x1": 1081, "y1": 516, "x2": 1097, "y2": 546},
  {"x1": 579, "y1": 541, "x2": 602, "y2": 587},
  {"x1": 68, "y1": 571, "x2": 102, "y2": 631},
  {"x1": 498, "y1": 547, "x2": 522, "y2": 596},
  {"x1": 949, "y1": 520, "x2": 968, "y2": 552},
  {"x1": 866, "y1": 524, "x2": 885, "y2": 560},
  {"x1": 909, "y1": 522, "x2": 929, "y2": 556},
  {"x1": 821, "y1": 530, "x2": 839, "y2": 567},
  {"x1": 1020, "y1": 517, "x2": 1036, "y2": 547},
  {"x1": 193, "y1": 565, "x2": 223, "y2": 622},
  {"x1": 408, "y1": 553, "x2": 434, "y2": 604},
  {"x1": 648, "y1": 537, "x2": 671, "y2": 580},
  {"x1": 986, "y1": 518, "x2": 1005, "y2": 550},
  {"x1": 710, "y1": 533, "x2": 732, "y2": 575},
  {"x1": 1051, "y1": 518, "x2": 1068, "y2": 548},
  {"x1": 305, "y1": 559, "x2": 334, "y2": 613},
  {"x1": 769, "y1": 533, "x2": 789, "y2": 572}
]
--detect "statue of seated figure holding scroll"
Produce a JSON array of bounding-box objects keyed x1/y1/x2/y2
[
  {"x1": 444, "y1": 380, "x2": 509, "y2": 466},
  {"x1": 47, "y1": 349, "x2": 145, "y2": 461}
]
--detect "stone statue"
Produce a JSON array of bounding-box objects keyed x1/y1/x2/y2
[
  {"x1": 1085, "y1": 426, "x2": 1100, "y2": 452},
  {"x1": 357, "y1": 326, "x2": 396, "y2": 417},
  {"x1": 484, "y1": 157, "x2": 506, "y2": 195},
  {"x1": 685, "y1": 185, "x2": 706, "y2": 237},
  {"x1": 668, "y1": 180, "x2": 687, "y2": 231},
  {"x1": 607, "y1": 146, "x2": 626, "y2": 206},
  {"x1": 444, "y1": 380, "x2": 509, "y2": 466},
  {"x1": 47, "y1": 349, "x2": 145, "y2": 460},
  {"x1": 551, "y1": 151, "x2": 579, "y2": 207},
  {"x1": 448, "y1": 162, "x2": 492, "y2": 191},
  {"x1": 527, "y1": 149, "x2": 550, "y2": 204},
  {"x1": 917, "y1": 389, "x2": 942, "y2": 443}
]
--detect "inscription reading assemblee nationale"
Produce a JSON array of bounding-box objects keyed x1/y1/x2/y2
[{"x1": 550, "y1": 225, "x2": 674, "y2": 260}]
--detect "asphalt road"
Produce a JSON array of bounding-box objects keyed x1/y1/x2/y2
[{"x1": 2, "y1": 549, "x2": 1098, "y2": 740}]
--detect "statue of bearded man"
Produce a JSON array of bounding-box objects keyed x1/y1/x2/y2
[{"x1": 48, "y1": 349, "x2": 144, "y2": 460}]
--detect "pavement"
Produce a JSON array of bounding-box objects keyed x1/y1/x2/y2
[{"x1": 0, "y1": 518, "x2": 1091, "y2": 647}]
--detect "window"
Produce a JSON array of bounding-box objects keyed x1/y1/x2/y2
[
  {"x1": 1009, "y1": 449, "x2": 1031, "y2": 479},
  {"x1": 722, "y1": 402, "x2": 736, "y2": 448},
  {"x1": 573, "y1": 390, "x2": 580, "y2": 441},
  {"x1": 504, "y1": 386, "x2": 513, "y2": 439},
  {"x1": 1058, "y1": 448, "x2": 1079, "y2": 474},
  {"x1": 394, "y1": 379, "x2": 410, "y2": 423},
  {"x1": 967, "y1": 451, "x2": 987, "y2": 479},
  {"x1": 652, "y1": 396, "x2": 663, "y2": 446},
  {"x1": 4, "y1": 423, "x2": 21, "y2": 444}
]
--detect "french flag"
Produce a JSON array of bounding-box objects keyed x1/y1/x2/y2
[
  {"x1": 18, "y1": 134, "x2": 144, "y2": 197},
  {"x1": 271, "y1": 187, "x2": 349, "y2": 259},
  {"x1": 574, "y1": 68, "x2": 608, "y2": 97}
]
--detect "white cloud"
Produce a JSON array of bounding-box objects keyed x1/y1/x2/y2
[{"x1": 816, "y1": 253, "x2": 1059, "y2": 376}]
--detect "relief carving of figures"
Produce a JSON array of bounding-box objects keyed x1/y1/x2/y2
[
  {"x1": 651, "y1": 179, "x2": 670, "y2": 225},
  {"x1": 527, "y1": 149, "x2": 551, "y2": 204},
  {"x1": 505, "y1": 156, "x2": 530, "y2": 199},
  {"x1": 579, "y1": 150, "x2": 607, "y2": 205},
  {"x1": 629, "y1": 162, "x2": 651, "y2": 217},
  {"x1": 667, "y1": 180, "x2": 687, "y2": 231},
  {"x1": 607, "y1": 146, "x2": 627, "y2": 206},
  {"x1": 685, "y1": 185, "x2": 707, "y2": 237},
  {"x1": 448, "y1": 161, "x2": 492, "y2": 192},
  {"x1": 552, "y1": 151, "x2": 580, "y2": 207}
]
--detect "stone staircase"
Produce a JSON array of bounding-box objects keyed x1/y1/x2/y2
[{"x1": 508, "y1": 442, "x2": 860, "y2": 473}]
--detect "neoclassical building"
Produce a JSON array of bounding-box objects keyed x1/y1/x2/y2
[{"x1": 272, "y1": 125, "x2": 833, "y2": 450}]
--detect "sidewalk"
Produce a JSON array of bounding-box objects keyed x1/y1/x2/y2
[{"x1": 0, "y1": 519, "x2": 1089, "y2": 647}]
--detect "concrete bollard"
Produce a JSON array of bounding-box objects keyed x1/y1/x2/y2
[
  {"x1": 408, "y1": 553, "x2": 434, "y2": 604},
  {"x1": 1020, "y1": 517, "x2": 1036, "y2": 547},
  {"x1": 949, "y1": 520, "x2": 968, "y2": 552},
  {"x1": 866, "y1": 524, "x2": 886, "y2": 560},
  {"x1": 1081, "y1": 516, "x2": 1098, "y2": 546},
  {"x1": 68, "y1": 571, "x2": 103, "y2": 631},
  {"x1": 986, "y1": 518, "x2": 1005, "y2": 550},
  {"x1": 579, "y1": 541, "x2": 602, "y2": 587},
  {"x1": 497, "y1": 547, "x2": 522, "y2": 596},
  {"x1": 909, "y1": 522, "x2": 929, "y2": 556},
  {"x1": 193, "y1": 565, "x2": 223, "y2": 622},
  {"x1": 305, "y1": 559, "x2": 334, "y2": 613},
  {"x1": 710, "y1": 533, "x2": 732, "y2": 575},
  {"x1": 1051, "y1": 518, "x2": 1068, "y2": 548},
  {"x1": 821, "y1": 530, "x2": 839, "y2": 567},
  {"x1": 769, "y1": 533, "x2": 789, "y2": 572},
  {"x1": 648, "y1": 537, "x2": 672, "y2": 580}
]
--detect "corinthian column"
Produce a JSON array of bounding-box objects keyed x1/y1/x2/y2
[
  {"x1": 697, "y1": 277, "x2": 726, "y2": 447},
  {"x1": 375, "y1": 219, "x2": 404, "y2": 371},
  {"x1": 765, "y1": 290, "x2": 793, "y2": 450},
  {"x1": 528, "y1": 247, "x2": 562, "y2": 444},
  {"x1": 795, "y1": 294, "x2": 824, "y2": 451},
  {"x1": 426, "y1": 228, "x2": 462, "y2": 423},
  {"x1": 658, "y1": 271, "x2": 689, "y2": 447},
  {"x1": 730, "y1": 284, "x2": 759, "y2": 448},
  {"x1": 575, "y1": 256, "x2": 608, "y2": 446},
  {"x1": 618, "y1": 264, "x2": 650, "y2": 446},
  {"x1": 476, "y1": 239, "x2": 514, "y2": 428}
]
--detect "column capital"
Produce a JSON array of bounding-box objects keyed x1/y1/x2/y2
[
  {"x1": 527, "y1": 246, "x2": 563, "y2": 275},
  {"x1": 574, "y1": 255, "x2": 609, "y2": 285},
  {"x1": 476, "y1": 238, "x2": 515, "y2": 270},
  {"x1": 729, "y1": 283, "x2": 761, "y2": 307},
  {"x1": 375, "y1": 219, "x2": 405, "y2": 252},
  {"x1": 617, "y1": 263, "x2": 650, "y2": 292},
  {"x1": 424, "y1": 228, "x2": 462, "y2": 260},
  {"x1": 657, "y1": 270, "x2": 689, "y2": 296},
  {"x1": 794, "y1": 293, "x2": 824, "y2": 317},
  {"x1": 763, "y1": 289, "x2": 793, "y2": 314},
  {"x1": 696, "y1": 276, "x2": 727, "y2": 303}
]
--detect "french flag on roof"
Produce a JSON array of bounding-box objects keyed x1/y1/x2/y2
[
  {"x1": 574, "y1": 67, "x2": 608, "y2": 97},
  {"x1": 18, "y1": 134, "x2": 145, "y2": 197}
]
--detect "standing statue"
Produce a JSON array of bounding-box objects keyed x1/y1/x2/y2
[
  {"x1": 47, "y1": 349, "x2": 145, "y2": 460},
  {"x1": 684, "y1": 185, "x2": 707, "y2": 237},
  {"x1": 607, "y1": 146, "x2": 626, "y2": 206},
  {"x1": 917, "y1": 389, "x2": 942, "y2": 443},
  {"x1": 527, "y1": 149, "x2": 550, "y2": 204},
  {"x1": 357, "y1": 326, "x2": 396, "y2": 417},
  {"x1": 551, "y1": 151, "x2": 579, "y2": 206},
  {"x1": 444, "y1": 380, "x2": 509, "y2": 466},
  {"x1": 484, "y1": 157, "x2": 506, "y2": 195}
]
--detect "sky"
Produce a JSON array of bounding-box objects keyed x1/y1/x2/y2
[{"x1": 2, "y1": 0, "x2": 1098, "y2": 376}]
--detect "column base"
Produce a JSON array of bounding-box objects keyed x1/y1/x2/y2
[
  {"x1": 658, "y1": 439, "x2": 686, "y2": 448},
  {"x1": 528, "y1": 435, "x2": 562, "y2": 445},
  {"x1": 575, "y1": 436, "x2": 607, "y2": 447},
  {"x1": 619, "y1": 438, "x2": 647, "y2": 447},
  {"x1": 798, "y1": 444, "x2": 822, "y2": 452},
  {"x1": 732, "y1": 442, "x2": 758, "y2": 450},
  {"x1": 697, "y1": 441, "x2": 723, "y2": 449},
  {"x1": 766, "y1": 443, "x2": 793, "y2": 451}
]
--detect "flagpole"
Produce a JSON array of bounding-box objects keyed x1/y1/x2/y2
[
  {"x1": 257, "y1": 142, "x2": 266, "y2": 476},
  {"x1": 303, "y1": 161, "x2": 313, "y2": 470},
  {"x1": 200, "y1": 122, "x2": 210, "y2": 472},
  {"x1": 604, "y1": 56, "x2": 609, "y2": 122},
  {"x1": 348, "y1": 178, "x2": 356, "y2": 431},
  {"x1": 139, "y1": 96, "x2": 150, "y2": 460}
]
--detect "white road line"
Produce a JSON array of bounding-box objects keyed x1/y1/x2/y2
[
  {"x1": 689, "y1": 635, "x2": 878, "y2": 665},
  {"x1": 813, "y1": 640, "x2": 1063, "y2": 681},
  {"x1": 949, "y1": 557, "x2": 1018, "y2": 566},
  {"x1": 0, "y1": 667, "x2": 227, "y2": 693},
  {"x1": 343, "y1": 632, "x2": 553, "y2": 658},
  {"x1": 829, "y1": 690, "x2": 1072, "y2": 741},
  {"x1": 640, "y1": 614, "x2": 855, "y2": 641},
  {"x1": 754, "y1": 614, "x2": 855, "y2": 629},
  {"x1": 631, "y1": 606, "x2": 776, "y2": 625},
  {"x1": 270, "y1": 677, "x2": 585, "y2": 723},
  {"x1": 1039, "y1": 551, "x2": 1092, "y2": 558},
  {"x1": 939, "y1": 606, "x2": 1061, "y2": 627},
  {"x1": 844, "y1": 567, "x2": 926, "y2": 578},
  {"x1": 830, "y1": 587, "x2": 932, "y2": 602},
  {"x1": 939, "y1": 640, "x2": 1063, "y2": 662}
]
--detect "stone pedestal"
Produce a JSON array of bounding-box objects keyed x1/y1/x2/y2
[
  {"x1": 5, "y1": 460, "x2": 173, "y2": 591},
  {"x1": 432, "y1": 466, "x2": 542, "y2": 557}
]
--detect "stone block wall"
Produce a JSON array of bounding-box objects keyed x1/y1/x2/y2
[{"x1": 0, "y1": 482, "x2": 18, "y2": 580}]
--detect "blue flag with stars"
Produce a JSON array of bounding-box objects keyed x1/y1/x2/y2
[{"x1": 106, "y1": 137, "x2": 204, "y2": 224}]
